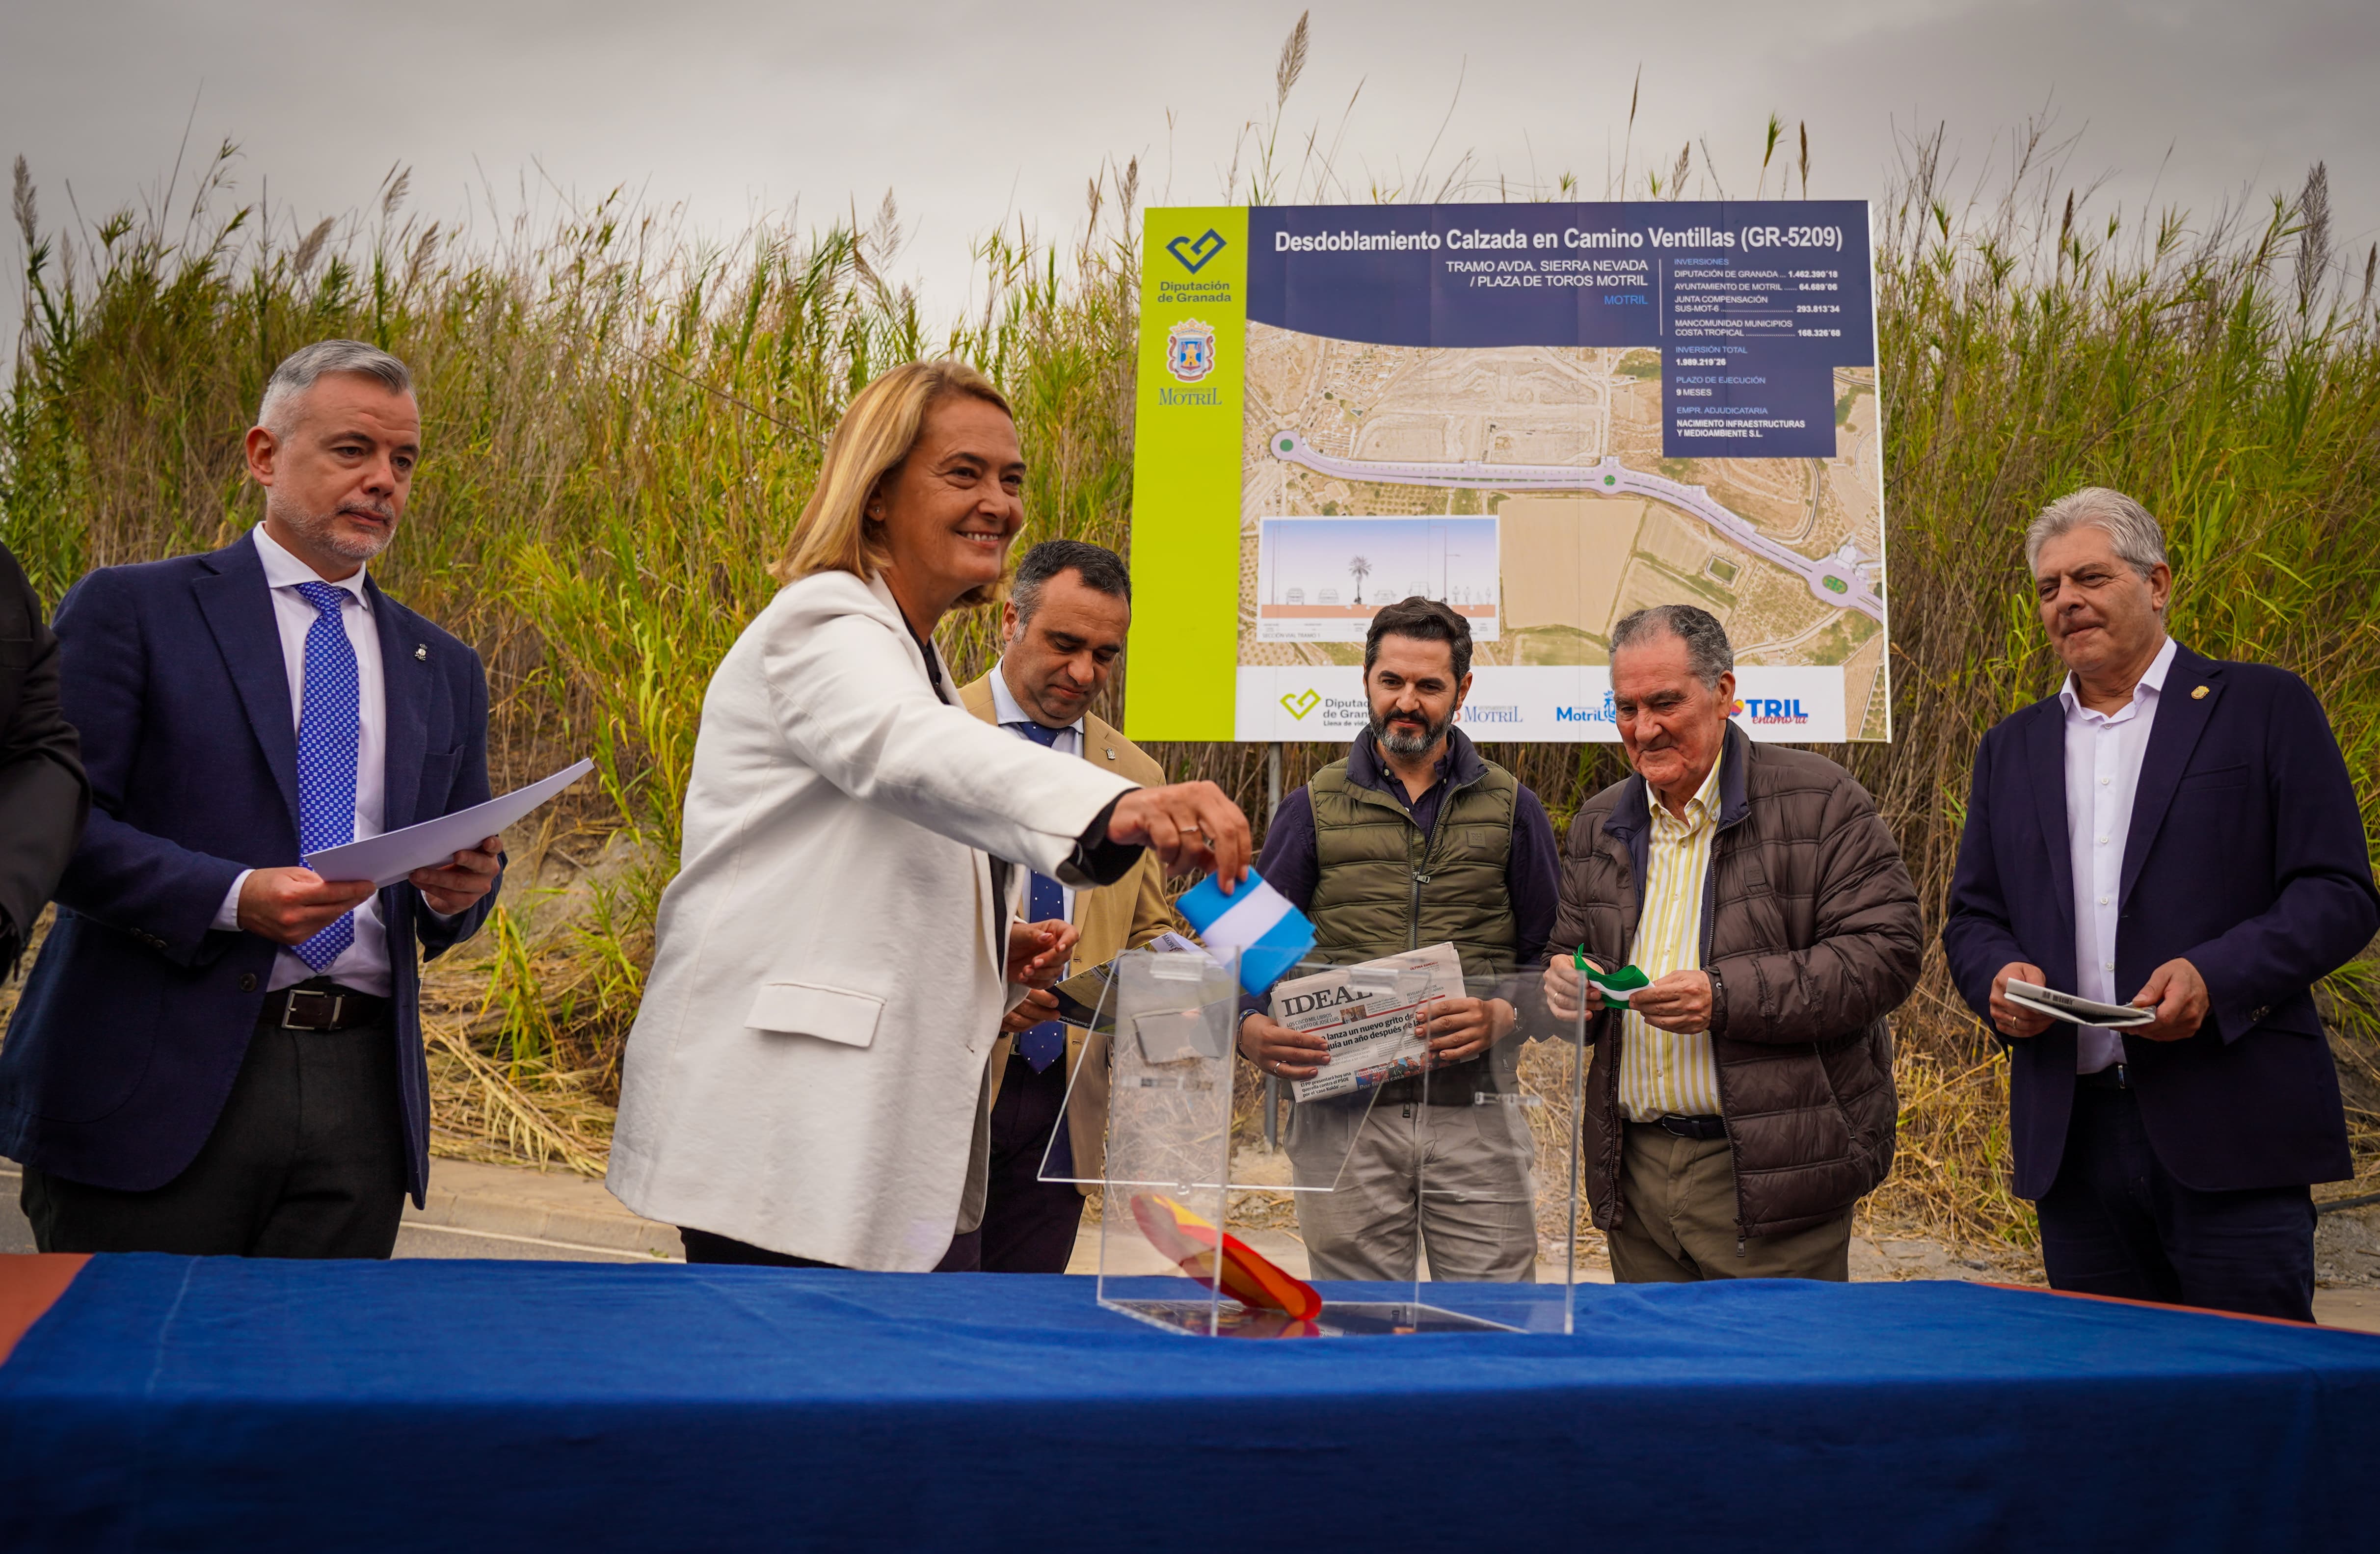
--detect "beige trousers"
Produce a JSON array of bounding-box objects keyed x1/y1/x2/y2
[
  {"x1": 1287, "y1": 1095, "x2": 1539, "y2": 1283},
  {"x1": 1606, "y1": 1124, "x2": 1851, "y2": 1282}
]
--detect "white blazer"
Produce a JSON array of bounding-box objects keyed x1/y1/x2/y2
[{"x1": 607, "y1": 569, "x2": 1136, "y2": 1269}]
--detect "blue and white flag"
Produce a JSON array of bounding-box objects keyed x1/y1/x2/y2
[{"x1": 1175, "y1": 871, "x2": 1315, "y2": 996}]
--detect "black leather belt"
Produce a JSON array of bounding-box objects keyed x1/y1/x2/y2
[
  {"x1": 1633, "y1": 1113, "x2": 1728, "y2": 1141},
  {"x1": 259, "y1": 979, "x2": 391, "y2": 1032},
  {"x1": 1374, "y1": 1062, "x2": 1488, "y2": 1107},
  {"x1": 2077, "y1": 1063, "x2": 2131, "y2": 1091}
]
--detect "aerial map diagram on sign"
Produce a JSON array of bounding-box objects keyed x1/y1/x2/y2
[{"x1": 1123, "y1": 202, "x2": 1889, "y2": 745}]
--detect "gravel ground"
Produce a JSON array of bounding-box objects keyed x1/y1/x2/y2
[{"x1": 7, "y1": 1158, "x2": 2376, "y2": 1333}]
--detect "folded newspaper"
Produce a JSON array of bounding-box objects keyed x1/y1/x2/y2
[{"x1": 1268, "y1": 943, "x2": 1466, "y2": 1103}]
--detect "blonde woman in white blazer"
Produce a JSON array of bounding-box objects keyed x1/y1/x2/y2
[{"x1": 608, "y1": 361, "x2": 1249, "y2": 1272}]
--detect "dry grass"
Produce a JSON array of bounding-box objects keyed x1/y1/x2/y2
[{"x1": 5, "y1": 87, "x2": 2377, "y2": 1258}]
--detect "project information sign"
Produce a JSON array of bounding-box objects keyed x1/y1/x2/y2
[{"x1": 1123, "y1": 203, "x2": 1889, "y2": 744}]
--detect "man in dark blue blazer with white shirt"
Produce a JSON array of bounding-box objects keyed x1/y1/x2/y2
[
  {"x1": 0, "y1": 340, "x2": 504, "y2": 1258},
  {"x1": 1945, "y1": 487, "x2": 2377, "y2": 1322}
]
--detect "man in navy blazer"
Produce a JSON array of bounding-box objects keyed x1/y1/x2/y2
[
  {"x1": 1945, "y1": 487, "x2": 2377, "y2": 1321},
  {"x1": 0, "y1": 340, "x2": 504, "y2": 1258}
]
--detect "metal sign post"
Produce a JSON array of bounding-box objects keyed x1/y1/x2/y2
[{"x1": 1263, "y1": 741, "x2": 1283, "y2": 1152}]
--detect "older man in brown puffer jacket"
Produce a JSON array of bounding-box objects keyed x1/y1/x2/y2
[{"x1": 1544, "y1": 605, "x2": 1922, "y2": 1281}]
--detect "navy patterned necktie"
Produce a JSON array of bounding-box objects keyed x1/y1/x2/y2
[
  {"x1": 293, "y1": 581, "x2": 363, "y2": 971},
  {"x1": 1007, "y1": 720, "x2": 1070, "y2": 1071}
]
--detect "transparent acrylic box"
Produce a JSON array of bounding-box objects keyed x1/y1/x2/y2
[{"x1": 1043, "y1": 945, "x2": 1587, "y2": 1337}]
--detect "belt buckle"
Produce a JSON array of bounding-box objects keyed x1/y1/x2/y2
[{"x1": 282, "y1": 988, "x2": 344, "y2": 1029}]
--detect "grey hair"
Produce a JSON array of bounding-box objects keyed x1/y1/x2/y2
[
  {"x1": 257, "y1": 339, "x2": 413, "y2": 432},
  {"x1": 1610, "y1": 603, "x2": 1734, "y2": 689},
  {"x1": 2024, "y1": 487, "x2": 2168, "y2": 580}
]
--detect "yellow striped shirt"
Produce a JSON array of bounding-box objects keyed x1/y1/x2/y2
[{"x1": 1617, "y1": 749, "x2": 1724, "y2": 1121}]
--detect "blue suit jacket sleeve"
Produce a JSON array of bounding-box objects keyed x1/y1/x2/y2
[
  {"x1": 415, "y1": 646, "x2": 499, "y2": 959},
  {"x1": 50, "y1": 567, "x2": 250, "y2": 968},
  {"x1": 2187, "y1": 673, "x2": 2378, "y2": 1042},
  {"x1": 1941, "y1": 722, "x2": 2032, "y2": 1027}
]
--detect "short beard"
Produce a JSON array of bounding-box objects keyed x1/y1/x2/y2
[
  {"x1": 1369, "y1": 704, "x2": 1446, "y2": 757},
  {"x1": 273, "y1": 496, "x2": 394, "y2": 565}
]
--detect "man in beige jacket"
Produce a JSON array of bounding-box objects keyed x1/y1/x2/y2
[{"x1": 960, "y1": 540, "x2": 1177, "y2": 1272}]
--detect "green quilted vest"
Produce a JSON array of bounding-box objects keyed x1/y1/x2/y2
[{"x1": 1307, "y1": 756, "x2": 1521, "y2": 979}]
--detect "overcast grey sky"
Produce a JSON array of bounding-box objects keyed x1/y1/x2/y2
[{"x1": 5, "y1": 0, "x2": 2377, "y2": 323}]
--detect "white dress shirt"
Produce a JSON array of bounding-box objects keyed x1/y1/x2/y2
[
  {"x1": 2060, "y1": 634, "x2": 2178, "y2": 1073},
  {"x1": 989, "y1": 662, "x2": 1083, "y2": 923},
  {"x1": 212, "y1": 525, "x2": 396, "y2": 997}
]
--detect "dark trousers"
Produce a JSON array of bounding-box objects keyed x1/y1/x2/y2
[
  {"x1": 2036, "y1": 1084, "x2": 2317, "y2": 1323},
  {"x1": 679, "y1": 1228, "x2": 984, "y2": 1271},
  {"x1": 21, "y1": 1014, "x2": 406, "y2": 1259},
  {"x1": 679, "y1": 1228, "x2": 838, "y2": 1268},
  {"x1": 979, "y1": 1050, "x2": 1085, "y2": 1274}
]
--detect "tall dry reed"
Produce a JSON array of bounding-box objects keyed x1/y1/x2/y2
[{"x1": 5, "y1": 97, "x2": 2376, "y2": 1244}]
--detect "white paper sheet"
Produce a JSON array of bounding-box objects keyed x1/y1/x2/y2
[{"x1": 304, "y1": 759, "x2": 595, "y2": 887}]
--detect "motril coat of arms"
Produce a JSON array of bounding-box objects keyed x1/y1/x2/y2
[{"x1": 1165, "y1": 318, "x2": 1219, "y2": 384}]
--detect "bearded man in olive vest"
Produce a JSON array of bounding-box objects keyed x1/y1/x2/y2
[{"x1": 1237, "y1": 598, "x2": 1560, "y2": 1281}]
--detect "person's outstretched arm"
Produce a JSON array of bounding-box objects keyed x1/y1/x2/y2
[{"x1": 763, "y1": 588, "x2": 1247, "y2": 886}]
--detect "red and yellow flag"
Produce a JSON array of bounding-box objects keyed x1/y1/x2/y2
[{"x1": 1129, "y1": 1191, "x2": 1323, "y2": 1320}]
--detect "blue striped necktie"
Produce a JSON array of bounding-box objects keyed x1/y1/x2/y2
[
  {"x1": 1007, "y1": 720, "x2": 1070, "y2": 1072},
  {"x1": 293, "y1": 581, "x2": 362, "y2": 971}
]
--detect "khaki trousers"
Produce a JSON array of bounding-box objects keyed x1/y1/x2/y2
[
  {"x1": 1606, "y1": 1124, "x2": 1851, "y2": 1282},
  {"x1": 1287, "y1": 1095, "x2": 1538, "y2": 1283}
]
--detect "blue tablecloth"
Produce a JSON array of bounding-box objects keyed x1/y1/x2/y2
[{"x1": 3, "y1": 1255, "x2": 2375, "y2": 1552}]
